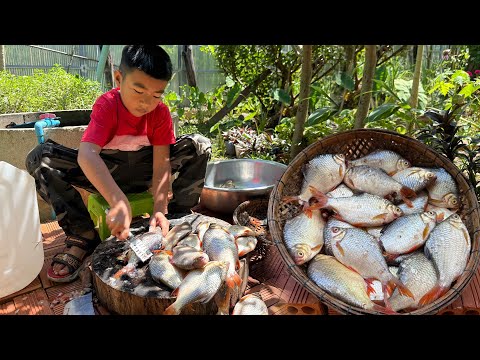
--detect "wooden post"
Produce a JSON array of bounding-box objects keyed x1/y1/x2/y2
[{"x1": 0, "y1": 45, "x2": 5, "y2": 71}]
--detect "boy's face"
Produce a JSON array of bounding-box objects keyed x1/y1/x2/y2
[{"x1": 114, "y1": 69, "x2": 168, "y2": 117}]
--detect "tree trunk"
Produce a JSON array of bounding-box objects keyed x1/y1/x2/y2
[
  {"x1": 206, "y1": 68, "x2": 272, "y2": 129},
  {"x1": 0, "y1": 45, "x2": 5, "y2": 71},
  {"x1": 408, "y1": 45, "x2": 424, "y2": 134},
  {"x1": 338, "y1": 45, "x2": 356, "y2": 111},
  {"x1": 105, "y1": 51, "x2": 115, "y2": 90},
  {"x1": 290, "y1": 45, "x2": 313, "y2": 159},
  {"x1": 354, "y1": 45, "x2": 377, "y2": 129},
  {"x1": 182, "y1": 45, "x2": 197, "y2": 88}
]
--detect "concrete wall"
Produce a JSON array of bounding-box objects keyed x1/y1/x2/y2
[{"x1": 0, "y1": 126, "x2": 89, "y2": 223}]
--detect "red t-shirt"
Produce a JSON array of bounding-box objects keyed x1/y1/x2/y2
[{"x1": 81, "y1": 88, "x2": 176, "y2": 151}]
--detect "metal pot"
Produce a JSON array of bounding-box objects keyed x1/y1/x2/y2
[{"x1": 199, "y1": 159, "x2": 287, "y2": 213}]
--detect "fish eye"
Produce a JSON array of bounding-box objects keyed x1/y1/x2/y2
[
  {"x1": 332, "y1": 227, "x2": 339, "y2": 233},
  {"x1": 427, "y1": 211, "x2": 436, "y2": 216}
]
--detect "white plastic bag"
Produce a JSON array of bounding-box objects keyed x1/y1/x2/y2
[{"x1": 0, "y1": 161, "x2": 44, "y2": 298}]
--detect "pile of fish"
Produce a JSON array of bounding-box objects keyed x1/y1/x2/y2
[
  {"x1": 282, "y1": 149, "x2": 471, "y2": 314},
  {"x1": 108, "y1": 219, "x2": 269, "y2": 315}
]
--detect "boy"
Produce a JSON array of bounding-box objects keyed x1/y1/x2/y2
[{"x1": 26, "y1": 45, "x2": 211, "y2": 283}]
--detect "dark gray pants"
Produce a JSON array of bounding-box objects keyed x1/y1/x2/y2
[{"x1": 26, "y1": 134, "x2": 211, "y2": 239}]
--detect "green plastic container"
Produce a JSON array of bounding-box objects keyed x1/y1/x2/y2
[{"x1": 87, "y1": 192, "x2": 154, "y2": 240}]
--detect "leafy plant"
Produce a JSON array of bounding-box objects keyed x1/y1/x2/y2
[{"x1": 0, "y1": 64, "x2": 103, "y2": 114}]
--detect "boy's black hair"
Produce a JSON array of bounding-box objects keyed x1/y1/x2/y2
[{"x1": 120, "y1": 45, "x2": 173, "y2": 81}]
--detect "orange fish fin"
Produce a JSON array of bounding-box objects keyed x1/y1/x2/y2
[
  {"x1": 312, "y1": 243, "x2": 323, "y2": 252},
  {"x1": 171, "y1": 287, "x2": 180, "y2": 297},
  {"x1": 391, "y1": 278, "x2": 414, "y2": 299},
  {"x1": 372, "y1": 213, "x2": 388, "y2": 221},
  {"x1": 308, "y1": 186, "x2": 328, "y2": 207},
  {"x1": 462, "y1": 228, "x2": 471, "y2": 246},
  {"x1": 418, "y1": 285, "x2": 444, "y2": 307},
  {"x1": 364, "y1": 279, "x2": 376, "y2": 296},
  {"x1": 423, "y1": 226, "x2": 430, "y2": 240},
  {"x1": 371, "y1": 303, "x2": 399, "y2": 315},
  {"x1": 401, "y1": 186, "x2": 416, "y2": 199},
  {"x1": 436, "y1": 213, "x2": 444, "y2": 222},
  {"x1": 384, "y1": 253, "x2": 399, "y2": 264},
  {"x1": 339, "y1": 166, "x2": 344, "y2": 178},
  {"x1": 226, "y1": 273, "x2": 242, "y2": 289},
  {"x1": 282, "y1": 195, "x2": 300, "y2": 204},
  {"x1": 163, "y1": 304, "x2": 179, "y2": 315},
  {"x1": 335, "y1": 241, "x2": 345, "y2": 256}
]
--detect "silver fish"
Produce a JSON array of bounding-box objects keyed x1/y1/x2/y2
[
  {"x1": 171, "y1": 245, "x2": 209, "y2": 270},
  {"x1": 326, "y1": 183, "x2": 354, "y2": 198},
  {"x1": 236, "y1": 236, "x2": 258, "y2": 257},
  {"x1": 202, "y1": 223, "x2": 242, "y2": 289},
  {"x1": 389, "y1": 252, "x2": 438, "y2": 312},
  {"x1": 348, "y1": 149, "x2": 411, "y2": 175},
  {"x1": 425, "y1": 167, "x2": 460, "y2": 209},
  {"x1": 311, "y1": 190, "x2": 403, "y2": 227},
  {"x1": 196, "y1": 221, "x2": 211, "y2": 242},
  {"x1": 366, "y1": 226, "x2": 384, "y2": 240},
  {"x1": 344, "y1": 165, "x2": 416, "y2": 206},
  {"x1": 176, "y1": 233, "x2": 202, "y2": 251},
  {"x1": 228, "y1": 225, "x2": 256, "y2": 239},
  {"x1": 421, "y1": 214, "x2": 471, "y2": 306},
  {"x1": 232, "y1": 292, "x2": 269, "y2": 315},
  {"x1": 307, "y1": 254, "x2": 393, "y2": 313},
  {"x1": 329, "y1": 226, "x2": 414, "y2": 310},
  {"x1": 392, "y1": 167, "x2": 437, "y2": 193},
  {"x1": 111, "y1": 228, "x2": 164, "y2": 280},
  {"x1": 398, "y1": 190, "x2": 429, "y2": 216},
  {"x1": 163, "y1": 222, "x2": 192, "y2": 251},
  {"x1": 284, "y1": 153, "x2": 346, "y2": 206},
  {"x1": 163, "y1": 260, "x2": 229, "y2": 315},
  {"x1": 426, "y1": 203, "x2": 458, "y2": 223},
  {"x1": 379, "y1": 210, "x2": 437, "y2": 260},
  {"x1": 149, "y1": 250, "x2": 185, "y2": 290},
  {"x1": 323, "y1": 218, "x2": 354, "y2": 256},
  {"x1": 283, "y1": 208, "x2": 325, "y2": 265}
]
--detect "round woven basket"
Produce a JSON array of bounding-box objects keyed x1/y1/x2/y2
[
  {"x1": 268, "y1": 128, "x2": 480, "y2": 315},
  {"x1": 233, "y1": 198, "x2": 272, "y2": 264}
]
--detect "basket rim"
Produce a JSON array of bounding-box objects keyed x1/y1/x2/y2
[{"x1": 267, "y1": 128, "x2": 480, "y2": 315}]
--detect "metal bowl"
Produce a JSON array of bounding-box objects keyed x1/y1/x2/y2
[{"x1": 199, "y1": 159, "x2": 287, "y2": 213}]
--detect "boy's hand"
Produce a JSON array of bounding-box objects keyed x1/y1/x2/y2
[
  {"x1": 149, "y1": 211, "x2": 170, "y2": 237},
  {"x1": 106, "y1": 200, "x2": 132, "y2": 240}
]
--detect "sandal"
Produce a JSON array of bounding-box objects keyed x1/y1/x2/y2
[{"x1": 47, "y1": 234, "x2": 100, "y2": 283}]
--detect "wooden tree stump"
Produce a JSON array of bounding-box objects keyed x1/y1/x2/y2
[{"x1": 92, "y1": 213, "x2": 249, "y2": 315}]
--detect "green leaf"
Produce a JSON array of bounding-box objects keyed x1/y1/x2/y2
[
  {"x1": 451, "y1": 70, "x2": 469, "y2": 85},
  {"x1": 365, "y1": 104, "x2": 400, "y2": 123},
  {"x1": 459, "y1": 83, "x2": 480, "y2": 98},
  {"x1": 306, "y1": 107, "x2": 337, "y2": 126},
  {"x1": 273, "y1": 88, "x2": 291, "y2": 105},
  {"x1": 225, "y1": 76, "x2": 235, "y2": 87},
  {"x1": 335, "y1": 71, "x2": 354, "y2": 91},
  {"x1": 226, "y1": 83, "x2": 242, "y2": 107},
  {"x1": 439, "y1": 82, "x2": 455, "y2": 96}
]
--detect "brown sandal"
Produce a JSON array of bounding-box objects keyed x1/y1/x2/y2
[{"x1": 46, "y1": 234, "x2": 100, "y2": 283}]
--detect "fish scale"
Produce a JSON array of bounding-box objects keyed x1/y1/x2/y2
[
  {"x1": 424, "y1": 214, "x2": 470, "y2": 290},
  {"x1": 283, "y1": 208, "x2": 325, "y2": 265},
  {"x1": 389, "y1": 252, "x2": 438, "y2": 311},
  {"x1": 379, "y1": 211, "x2": 437, "y2": 256},
  {"x1": 307, "y1": 254, "x2": 381, "y2": 311},
  {"x1": 163, "y1": 261, "x2": 229, "y2": 315},
  {"x1": 296, "y1": 153, "x2": 346, "y2": 204}
]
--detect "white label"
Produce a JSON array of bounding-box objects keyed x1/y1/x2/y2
[{"x1": 129, "y1": 238, "x2": 153, "y2": 263}]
